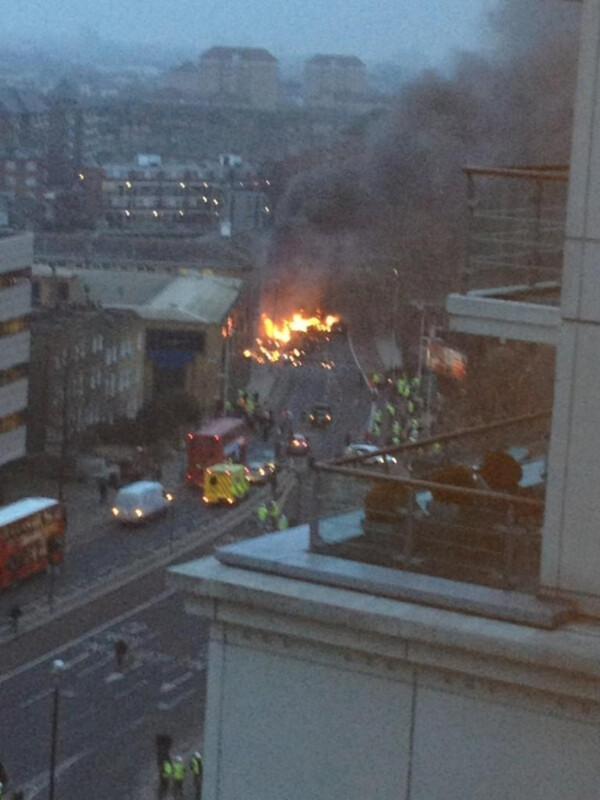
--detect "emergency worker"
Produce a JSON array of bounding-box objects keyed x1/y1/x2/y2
[
  {"x1": 257, "y1": 503, "x2": 269, "y2": 531},
  {"x1": 159, "y1": 759, "x2": 173, "y2": 797},
  {"x1": 190, "y1": 752, "x2": 203, "y2": 799},
  {"x1": 268, "y1": 500, "x2": 280, "y2": 530},
  {"x1": 173, "y1": 756, "x2": 185, "y2": 798},
  {"x1": 373, "y1": 409, "x2": 383, "y2": 425},
  {"x1": 386, "y1": 402, "x2": 395, "y2": 417},
  {"x1": 278, "y1": 513, "x2": 289, "y2": 531}
]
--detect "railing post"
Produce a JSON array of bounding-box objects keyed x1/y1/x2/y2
[
  {"x1": 503, "y1": 503, "x2": 516, "y2": 589},
  {"x1": 403, "y1": 494, "x2": 415, "y2": 566},
  {"x1": 309, "y1": 468, "x2": 321, "y2": 551}
]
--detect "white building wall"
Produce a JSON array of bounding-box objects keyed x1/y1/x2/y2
[
  {"x1": 0, "y1": 331, "x2": 29, "y2": 370},
  {"x1": 173, "y1": 560, "x2": 600, "y2": 800},
  {"x1": 0, "y1": 233, "x2": 32, "y2": 467},
  {"x1": 0, "y1": 427, "x2": 26, "y2": 466},
  {"x1": 541, "y1": 0, "x2": 600, "y2": 607}
]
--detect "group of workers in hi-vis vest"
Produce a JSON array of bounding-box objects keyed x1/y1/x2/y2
[
  {"x1": 369, "y1": 372, "x2": 437, "y2": 448},
  {"x1": 257, "y1": 498, "x2": 289, "y2": 532},
  {"x1": 159, "y1": 750, "x2": 203, "y2": 799}
]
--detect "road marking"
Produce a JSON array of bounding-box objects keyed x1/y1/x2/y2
[
  {"x1": 157, "y1": 687, "x2": 197, "y2": 711},
  {"x1": 0, "y1": 588, "x2": 175, "y2": 687},
  {"x1": 115, "y1": 678, "x2": 148, "y2": 700},
  {"x1": 18, "y1": 748, "x2": 92, "y2": 799},
  {"x1": 159, "y1": 670, "x2": 194, "y2": 693},
  {"x1": 105, "y1": 671, "x2": 125, "y2": 684},
  {"x1": 20, "y1": 687, "x2": 53, "y2": 709}
]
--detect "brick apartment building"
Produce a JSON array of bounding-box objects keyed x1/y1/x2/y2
[
  {"x1": 303, "y1": 54, "x2": 367, "y2": 108},
  {"x1": 198, "y1": 46, "x2": 279, "y2": 109}
]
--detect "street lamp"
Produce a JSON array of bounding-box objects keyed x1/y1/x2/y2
[{"x1": 49, "y1": 658, "x2": 67, "y2": 800}]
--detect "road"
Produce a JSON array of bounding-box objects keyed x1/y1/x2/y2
[
  {"x1": 0, "y1": 331, "x2": 372, "y2": 798},
  {"x1": 0, "y1": 333, "x2": 370, "y2": 630},
  {"x1": 0, "y1": 590, "x2": 208, "y2": 799}
]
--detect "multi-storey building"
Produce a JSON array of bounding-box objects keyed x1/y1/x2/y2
[
  {"x1": 102, "y1": 154, "x2": 224, "y2": 230},
  {"x1": 46, "y1": 82, "x2": 98, "y2": 189},
  {"x1": 0, "y1": 87, "x2": 48, "y2": 151},
  {"x1": 198, "y1": 47, "x2": 279, "y2": 110},
  {"x1": 28, "y1": 285, "x2": 145, "y2": 453},
  {"x1": 303, "y1": 54, "x2": 367, "y2": 108},
  {"x1": 0, "y1": 150, "x2": 46, "y2": 204},
  {"x1": 0, "y1": 233, "x2": 31, "y2": 469}
]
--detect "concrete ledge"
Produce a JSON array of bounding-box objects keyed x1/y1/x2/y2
[
  {"x1": 446, "y1": 292, "x2": 561, "y2": 344},
  {"x1": 209, "y1": 526, "x2": 573, "y2": 630}
]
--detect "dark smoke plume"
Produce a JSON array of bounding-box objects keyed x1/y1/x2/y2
[{"x1": 269, "y1": 0, "x2": 580, "y2": 332}]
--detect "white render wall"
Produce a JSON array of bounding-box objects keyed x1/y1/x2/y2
[
  {"x1": 0, "y1": 233, "x2": 32, "y2": 467},
  {"x1": 173, "y1": 559, "x2": 600, "y2": 800},
  {"x1": 542, "y1": 0, "x2": 600, "y2": 605}
]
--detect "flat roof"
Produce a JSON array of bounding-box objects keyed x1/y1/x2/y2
[{"x1": 0, "y1": 497, "x2": 58, "y2": 527}]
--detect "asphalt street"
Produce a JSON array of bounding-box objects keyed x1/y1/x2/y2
[
  {"x1": 1, "y1": 590, "x2": 207, "y2": 799},
  {"x1": 0, "y1": 332, "x2": 372, "y2": 799}
]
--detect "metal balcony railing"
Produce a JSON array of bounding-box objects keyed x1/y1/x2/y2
[
  {"x1": 308, "y1": 411, "x2": 551, "y2": 593},
  {"x1": 459, "y1": 165, "x2": 568, "y2": 297}
]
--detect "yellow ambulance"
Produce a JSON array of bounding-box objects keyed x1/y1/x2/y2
[{"x1": 203, "y1": 463, "x2": 249, "y2": 506}]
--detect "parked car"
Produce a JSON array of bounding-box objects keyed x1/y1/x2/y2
[
  {"x1": 76, "y1": 456, "x2": 121, "y2": 487},
  {"x1": 344, "y1": 443, "x2": 397, "y2": 466},
  {"x1": 287, "y1": 433, "x2": 310, "y2": 456},
  {"x1": 111, "y1": 481, "x2": 173, "y2": 524},
  {"x1": 308, "y1": 403, "x2": 333, "y2": 427}
]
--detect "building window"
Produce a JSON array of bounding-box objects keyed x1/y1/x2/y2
[
  {"x1": 0, "y1": 317, "x2": 28, "y2": 337},
  {"x1": 25, "y1": 161, "x2": 37, "y2": 172},
  {"x1": 0, "y1": 411, "x2": 25, "y2": 434},
  {"x1": 25, "y1": 177, "x2": 37, "y2": 187},
  {"x1": 5, "y1": 161, "x2": 15, "y2": 172},
  {"x1": 0, "y1": 269, "x2": 30, "y2": 290},
  {"x1": 0, "y1": 363, "x2": 28, "y2": 387}
]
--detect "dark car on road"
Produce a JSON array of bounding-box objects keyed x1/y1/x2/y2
[
  {"x1": 308, "y1": 403, "x2": 333, "y2": 428},
  {"x1": 287, "y1": 433, "x2": 310, "y2": 456}
]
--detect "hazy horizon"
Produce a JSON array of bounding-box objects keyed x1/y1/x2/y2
[{"x1": 2, "y1": 0, "x2": 498, "y2": 68}]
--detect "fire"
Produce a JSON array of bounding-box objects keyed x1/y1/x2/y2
[
  {"x1": 262, "y1": 312, "x2": 340, "y2": 344},
  {"x1": 244, "y1": 311, "x2": 341, "y2": 366}
]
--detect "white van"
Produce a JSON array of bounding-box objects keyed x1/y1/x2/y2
[{"x1": 111, "y1": 481, "x2": 173, "y2": 524}]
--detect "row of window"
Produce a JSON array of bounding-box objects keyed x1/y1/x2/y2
[
  {"x1": 51, "y1": 334, "x2": 142, "y2": 366},
  {"x1": 3, "y1": 161, "x2": 37, "y2": 172},
  {"x1": 1, "y1": 176, "x2": 37, "y2": 187},
  {"x1": 0, "y1": 317, "x2": 28, "y2": 337},
  {"x1": 0, "y1": 363, "x2": 28, "y2": 388},
  {"x1": 52, "y1": 368, "x2": 140, "y2": 396}
]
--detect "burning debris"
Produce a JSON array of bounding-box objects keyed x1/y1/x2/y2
[{"x1": 244, "y1": 311, "x2": 342, "y2": 366}]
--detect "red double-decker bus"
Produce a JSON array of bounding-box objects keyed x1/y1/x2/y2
[
  {"x1": 0, "y1": 497, "x2": 66, "y2": 589},
  {"x1": 186, "y1": 417, "x2": 248, "y2": 487}
]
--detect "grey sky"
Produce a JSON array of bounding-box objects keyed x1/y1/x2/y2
[{"x1": 4, "y1": 0, "x2": 498, "y2": 65}]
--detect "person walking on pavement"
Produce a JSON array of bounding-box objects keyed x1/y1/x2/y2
[
  {"x1": 190, "y1": 752, "x2": 203, "y2": 799},
  {"x1": 9, "y1": 605, "x2": 21, "y2": 637},
  {"x1": 173, "y1": 755, "x2": 185, "y2": 798}
]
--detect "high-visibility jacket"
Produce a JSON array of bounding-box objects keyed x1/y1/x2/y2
[
  {"x1": 372, "y1": 424, "x2": 381, "y2": 438},
  {"x1": 392, "y1": 421, "x2": 401, "y2": 436},
  {"x1": 373, "y1": 410, "x2": 382, "y2": 424},
  {"x1": 246, "y1": 398, "x2": 255, "y2": 413},
  {"x1": 268, "y1": 501, "x2": 280, "y2": 518},
  {"x1": 190, "y1": 755, "x2": 203, "y2": 777},
  {"x1": 278, "y1": 514, "x2": 289, "y2": 531},
  {"x1": 372, "y1": 373, "x2": 382, "y2": 385},
  {"x1": 161, "y1": 761, "x2": 173, "y2": 780},
  {"x1": 392, "y1": 436, "x2": 401, "y2": 446},
  {"x1": 257, "y1": 504, "x2": 268, "y2": 522},
  {"x1": 173, "y1": 761, "x2": 185, "y2": 781},
  {"x1": 407, "y1": 400, "x2": 415, "y2": 414},
  {"x1": 433, "y1": 442, "x2": 442, "y2": 453},
  {"x1": 386, "y1": 403, "x2": 395, "y2": 416}
]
